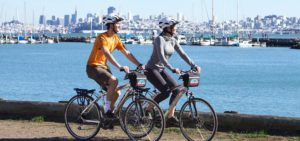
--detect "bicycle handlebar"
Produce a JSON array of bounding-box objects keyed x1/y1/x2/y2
[
  {"x1": 122, "y1": 68, "x2": 147, "y2": 80},
  {"x1": 178, "y1": 69, "x2": 199, "y2": 79}
]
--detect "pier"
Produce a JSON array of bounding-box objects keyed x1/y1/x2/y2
[{"x1": 253, "y1": 38, "x2": 300, "y2": 47}]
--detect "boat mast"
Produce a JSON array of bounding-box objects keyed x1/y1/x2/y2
[
  {"x1": 211, "y1": 0, "x2": 215, "y2": 37},
  {"x1": 24, "y1": 1, "x2": 26, "y2": 38},
  {"x1": 237, "y1": 0, "x2": 239, "y2": 41},
  {"x1": 90, "y1": 18, "x2": 92, "y2": 39}
]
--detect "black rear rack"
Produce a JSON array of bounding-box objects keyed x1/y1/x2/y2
[{"x1": 74, "y1": 88, "x2": 95, "y2": 95}]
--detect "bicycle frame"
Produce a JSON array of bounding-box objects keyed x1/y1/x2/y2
[{"x1": 79, "y1": 83, "x2": 133, "y2": 121}]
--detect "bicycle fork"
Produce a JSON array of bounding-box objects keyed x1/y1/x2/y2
[{"x1": 187, "y1": 94, "x2": 198, "y2": 120}]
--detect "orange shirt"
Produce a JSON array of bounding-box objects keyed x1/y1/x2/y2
[{"x1": 87, "y1": 32, "x2": 126, "y2": 69}]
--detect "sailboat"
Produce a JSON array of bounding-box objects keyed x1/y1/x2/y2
[
  {"x1": 213, "y1": 1, "x2": 240, "y2": 47},
  {"x1": 0, "y1": 34, "x2": 4, "y2": 44},
  {"x1": 0, "y1": 29, "x2": 4, "y2": 44},
  {"x1": 46, "y1": 37, "x2": 54, "y2": 44},
  {"x1": 86, "y1": 18, "x2": 95, "y2": 43},
  {"x1": 236, "y1": 0, "x2": 252, "y2": 48},
  {"x1": 177, "y1": 34, "x2": 187, "y2": 45},
  {"x1": 28, "y1": 10, "x2": 37, "y2": 44},
  {"x1": 17, "y1": 35, "x2": 28, "y2": 44},
  {"x1": 28, "y1": 33, "x2": 36, "y2": 44},
  {"x1": 6, "y1": 30, "x2": 16, "y2": 44},
  {"x1": 18, "y1": 2, "x2": 28, "y2": 44},
  {"x1": 200, "y1": 0, "x2": 215, "y2": 46},
  {"x1": 200, "y1": 37, "x2": 214, "y2": 46}
]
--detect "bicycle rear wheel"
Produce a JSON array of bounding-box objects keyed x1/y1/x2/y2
[
  {"x1": 123, "y1": 98, "x2": 165, "y2": 141},
  {"x1": 179, "y1": 98, "x2": 218, "y2": 141},
  {"x1": 64, "y1": 95, "x2": 102, "y2": 140}
]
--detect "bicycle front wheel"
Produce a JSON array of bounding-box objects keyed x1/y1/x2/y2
[
  {"x1": 118, "y1": 93, "x2": 146, "y2": 133},
  {"x1": 179, "y1": 98, "x2": 218, "y2": 141},
  {"x1": 124, "y1": 98, "x2": 165, "y2": 141},
  {"x1": 64, "y1": 94, "x2": 102, "y2": 140}
]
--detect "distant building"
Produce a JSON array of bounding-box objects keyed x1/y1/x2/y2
[
  {"x1": 86, "y1": 13, "x2": 93, "y2": 22},
  {"x1": 64, "y1": 15, "x2": 70, "y2": 26},
  {"x1": 133, "y1": 15, "x2": 141, "y2": 21},
  {"x1": 177, "y1": 13, "x2": 182, "y2": 21},
  {"x1": 71, "y1": 8, "x2": 77, "y2": 24},
  {"x1": 52, "y1": 16, "x2": 56, "y2": 21},
  {"x1": 57, "y1": 17, "x2": 64, "y2": 26},
  {"x1": 94, "y1": 14, "x2": 103, "y2": 24},
  {"x1": 46, "y1": 19, "x2": 56, "y2": 25},
  {"x1": 128, "y1": 12, "x2": 132, "y2": 21},
  {"x1": 108, "y1": 7, "x2": 116, "y2": 15},
  {"x1": 39, "y1": 15, "x2": 46, "y2": 25},
  {"x1": 78, "y1": 18, "x2": 83, "y2": 23}
]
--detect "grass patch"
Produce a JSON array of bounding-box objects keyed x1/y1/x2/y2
[
  {"x1": 229, "y1": 131, "x2": 239, "y2": 140},
  {"x1": 288, "y1": 136, "x2": 300, "y2": 141},
  {"x1": 243, "y1": 130, "x2": 268, "y2": 138},
  {"x1": 164, "y1": 127, "x2": 181, "y2": 134},
  {"x1": 31, "y1": 116, "x2": 45, "y2": 122},
  {"x1": 294, "y1": 136, "x2": 300, "y2": 141}
]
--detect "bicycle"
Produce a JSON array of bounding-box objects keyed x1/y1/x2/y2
[
  {"x1": 64, "y1": 69, "x2": 165, "y2": 141},
  {"x1": 160, "y1": 69, "x2": 218, "y2": 141}
]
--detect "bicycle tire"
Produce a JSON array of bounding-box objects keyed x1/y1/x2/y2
[
  {"x1": 118, "y1": 93, "x2": 147, "y2": 132},
  {"x1": 64, "y1": 94, "x2": 102, "y2": 140},
  {"x1": 179, "y1": 98, "x2": 218, "y2": 141},
  {"x1": 123, "y1": 97, "x2": 165, "y2": 141}
]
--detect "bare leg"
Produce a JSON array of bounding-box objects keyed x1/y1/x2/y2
[
  {"x1": 111, "y1": 90, "x2": 121, "y2": 110},
  {"x1": 167, "y1": 107, "x2": 176, "y2": 118},
  {"x1": 167, "y1": 86, "x2": 186, "y2": 118},
  {"x1": 106, "y1": 76, "x2": 118, "y2": 110}
]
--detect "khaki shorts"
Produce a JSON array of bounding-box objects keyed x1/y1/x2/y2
[{"x1": 86, "y1": 65, "x2": 113, "y2": 90}]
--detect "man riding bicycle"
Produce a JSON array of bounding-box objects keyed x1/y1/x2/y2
[{"x1": 86, "y1": 13, "x2": 144, "y2": 119}]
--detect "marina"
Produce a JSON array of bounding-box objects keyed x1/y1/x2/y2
[{"x1": 2, "y1": 34, "x2": 298, "y2": 48}]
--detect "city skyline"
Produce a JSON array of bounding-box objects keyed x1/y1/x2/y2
[{"x1": 0, "y1": 0, "x2": 300, "y2": 24}]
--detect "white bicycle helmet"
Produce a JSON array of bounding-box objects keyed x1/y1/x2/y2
[
  {"x1": 159, "y1": 17, "x2": 179, "y2": 29},
  {"x1": 103, "y1": 13, "x2": 124, "y2": 25}
]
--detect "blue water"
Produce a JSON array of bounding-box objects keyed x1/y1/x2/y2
[{"x1": 1, "y1": 43, "x2": 300, "y2": 118}]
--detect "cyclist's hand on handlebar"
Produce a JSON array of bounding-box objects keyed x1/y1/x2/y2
[
  {"x1": 123, "y1": 66, "x2": 130, "y2": 73},
  {"x1": 195, "y1": 66, "x2": 201, "y2": 73},
  {"x1": 120, "y1": 66, "x2": 130, "y2": 73},
  {"x1": 137, "y1": 64, "x2": 145, "y2": 70},
  {"x1": 172, "y1": 68, "x2": 181, "y2": 75}
]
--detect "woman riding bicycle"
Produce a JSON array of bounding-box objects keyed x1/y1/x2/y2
[{"x1": 145, "y1": 17, "x2": 201, "y2": 125}]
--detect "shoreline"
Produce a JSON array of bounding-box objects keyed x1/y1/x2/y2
[{"x1": 0, "y1": 99, "x2": 299, "y2": 136}]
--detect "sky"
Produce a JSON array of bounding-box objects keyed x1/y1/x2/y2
[{"x1": 0, "y1": 0, "x2": 299, "y2": 24}]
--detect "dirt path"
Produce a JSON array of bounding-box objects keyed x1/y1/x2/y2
[{"x1": 0, "y1": 120, "x2": 298, "y2": 141}]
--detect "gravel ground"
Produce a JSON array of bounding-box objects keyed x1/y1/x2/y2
[{"x1": 0, "y1": 120, "x2": 299, "y2": 141}]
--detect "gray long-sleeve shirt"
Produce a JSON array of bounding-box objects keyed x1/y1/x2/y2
[{"x1": 146, "y1": 33, "x2": 196, "y2": 71}]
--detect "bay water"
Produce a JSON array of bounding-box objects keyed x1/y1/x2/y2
[{"x1": 0, "y1": 43, "x2": 300, "y2": 117}]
